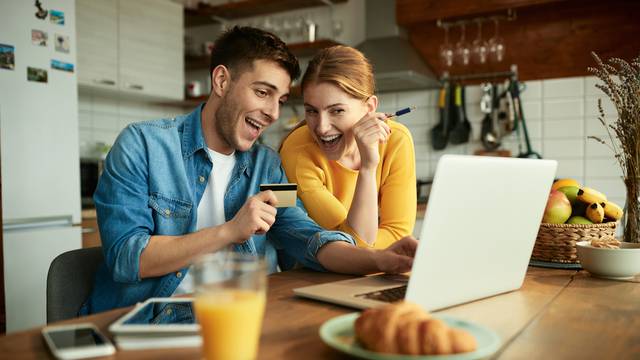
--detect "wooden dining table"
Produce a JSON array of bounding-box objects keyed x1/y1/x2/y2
[{"x1": 1, "y1": 266, "x2": 639, "y2": 359}]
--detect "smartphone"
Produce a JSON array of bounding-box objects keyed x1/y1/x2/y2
[{"x1": 42, "y1": 323, "x2": 115, "y2": 360}]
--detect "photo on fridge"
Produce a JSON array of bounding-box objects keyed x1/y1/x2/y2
[
  {"x1": 32, "y1": 30, "x2": 48, "y2": 46},
  {"x1": 0, "y1": 43, "x2": 15, "y2": 70},
  {"x1": 27, "y1": 66, "x2": 48, "y2": 83},
  {"x1": 55, "y1": 34, "x2": 69, "y2": 53},
  {"x1": 50, "y1": 10, "x2": 64, "y2": 25},
  {"x1": 51, "y1": 59, "x2": 74, "y2": 73}
]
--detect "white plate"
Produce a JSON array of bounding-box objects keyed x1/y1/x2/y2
[{"x1": 319, "y1": 313, "x2": 501, "y2": 360}]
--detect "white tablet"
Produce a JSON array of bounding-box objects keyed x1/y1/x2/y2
[{"x1": 109, "y1": 297, "x2": 199, "y2": 335}]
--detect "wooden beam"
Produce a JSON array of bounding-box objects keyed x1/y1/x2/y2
[
  {"x1": 185, "y1": 0, "x2": 348, "y2": 27},
  {"x1": 397, "y1": 0, "x2": 574, "y2": 26}
]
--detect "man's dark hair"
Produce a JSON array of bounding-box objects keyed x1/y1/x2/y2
[{"x1": 210, "y1": 26, "x2": 300, "y2": 82}]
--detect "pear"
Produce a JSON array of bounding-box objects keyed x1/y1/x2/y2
[
  {"x1": 567, "y1": 216, "x2": 593, "y2": 225},
  {"x1": 557, "y1": 186, "x2": 580, "y2": 205}
]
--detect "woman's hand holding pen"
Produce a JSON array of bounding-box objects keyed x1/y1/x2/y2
[
  {"x1": 352, "y1": 112, "x2": 391, "y2": 170},
  {"x1": 353, "y1": 106, "x2": 414, "y2": 170}
]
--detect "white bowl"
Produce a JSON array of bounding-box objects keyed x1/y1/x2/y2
[{"x1": 576, "y1": 241, "x2": 640, "y2": 280}]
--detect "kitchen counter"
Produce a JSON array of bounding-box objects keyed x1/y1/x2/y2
[
  {"x1": 81, "y1": 208, "x2": 97, "y2": 219},
  {"x1": 81, "y1": 208, "x2": 100, "y2": 248}
]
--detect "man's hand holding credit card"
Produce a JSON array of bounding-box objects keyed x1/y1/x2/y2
[{"x1": 259, "y1": 183, "x2": 298, "y2": 208}]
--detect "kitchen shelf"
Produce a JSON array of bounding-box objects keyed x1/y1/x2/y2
[
  {"x1": 186, "y1": 39, "x2": 341, "y2": 70},
  {"x1": 185, "y1": 0, "x2": 348, "y2": 27},
  {"x1": 159, "y1": 95, "x2": 209, "y2": 108},
  {"x1": 159, "y1": 85, "x2": 302, "y2": 108},
  {"x1": 287, "y1": 39, "x2": 341, "y2": 58}
]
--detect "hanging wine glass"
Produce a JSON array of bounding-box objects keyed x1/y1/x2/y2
[
  {"x1": 488, "y1": 18, "x2": 506, "y2": 62},
  {"x1": 471, "y1": 19, "x2": 489, "y2": 64},
  {"x1": 439, "y1": 24, "x2": 454, "y2": 68},
  {"x1": 454, "y1": 23, "x2": 471, "y2": 66}
]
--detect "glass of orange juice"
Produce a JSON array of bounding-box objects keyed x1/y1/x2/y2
[{"x1": 192, "y1": 252, "x2": 267, "y2": 360}]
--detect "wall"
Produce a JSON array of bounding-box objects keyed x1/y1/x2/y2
[
  {"x1": 78, "y1": 93, "x2": 184, "y2": 158},
  {"x1": 78, "y1": 73, "x2": 625, "y2": 211}
]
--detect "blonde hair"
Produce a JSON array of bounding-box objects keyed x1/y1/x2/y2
[
  {"x1": 301, "y1": 45, "x2": 375, "y2": 101},
  {"x1": 279, "y1": 46, "x2": 375, "y2": 151}
]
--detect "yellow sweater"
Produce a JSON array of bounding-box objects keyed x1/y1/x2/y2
[{"x1": 280, "y1": 120, "x2": 416, "y2": 249}]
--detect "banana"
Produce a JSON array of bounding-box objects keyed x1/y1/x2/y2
[
  {"x1": 577, "y1": 187, "x2": 607, "y2": 205},
  {"x1": 585, "y1": 202, "x2": 605, "y2": 224},
  {"x1": 603, "y1": 201, "x2": 624, "y2": 221},
  {"x1": 551, "y1": 178, "x2": 580, "y2": 191}
]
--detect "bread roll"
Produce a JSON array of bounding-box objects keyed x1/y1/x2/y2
[{"x1": 354, "y1": 301, "x2": 477, "y2": 355}]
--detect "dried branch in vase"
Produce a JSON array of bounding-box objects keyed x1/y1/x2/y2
[{"x1": 587, "y1": 51, "x2": 640, "y2": 243}]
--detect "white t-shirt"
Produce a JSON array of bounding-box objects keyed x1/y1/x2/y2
[{"x1": 173, "y1": 148, "x2": 236, "y2": 295}]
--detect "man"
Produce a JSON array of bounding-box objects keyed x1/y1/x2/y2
[{"x1": 81, "y1": 27, "x2": 417, "y2": 315}]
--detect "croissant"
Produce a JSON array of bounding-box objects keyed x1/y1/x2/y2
[{"x1": 354, "y1": 301, "x2": 477, "y2": 355}]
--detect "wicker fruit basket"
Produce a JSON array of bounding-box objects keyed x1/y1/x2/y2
[{"x1": 531, "y1": 222, "x2": 617, "y2": 263}]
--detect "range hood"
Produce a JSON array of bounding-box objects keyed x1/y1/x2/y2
[{"x1": 356, "y1": 0, "x2": 441, "y2": 92}]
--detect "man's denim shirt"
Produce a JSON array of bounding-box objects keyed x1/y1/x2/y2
[{"x1": 80, "y1": 105, "x2": 354, "y2": 315}]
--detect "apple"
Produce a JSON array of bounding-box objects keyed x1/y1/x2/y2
[{"x1": 542, "y1": 190, "x2": 572, "y2": 224}]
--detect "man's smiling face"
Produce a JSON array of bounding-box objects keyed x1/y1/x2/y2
[{"x1": 215, "y1": 59, "x2": 291, "y2": 152}]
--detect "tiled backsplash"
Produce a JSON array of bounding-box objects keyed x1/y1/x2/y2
[
  {"x1": 78, "y1": 93, "x2": 185, "y2": 159},
  {"x1": 78, "y1": 75, "x2": 627, "y2": 207}
]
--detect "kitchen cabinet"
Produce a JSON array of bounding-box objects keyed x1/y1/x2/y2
[
  {"x1": 76, "y1": 0, "x2": 118, "y2": 90},
  {"x1": 77, "y1": 0, "x2": 184, "y2": 100},
  {"x1": 119, "y1": 0, "x2": 183, "y2": 99}
]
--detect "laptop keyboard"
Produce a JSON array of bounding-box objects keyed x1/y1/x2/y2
[{"x1": 355, "y1": 285, "x2": 407, "y2": 303}]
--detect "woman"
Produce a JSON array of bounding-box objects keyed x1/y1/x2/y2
[{"x1": 280, "y1": 45, "x2": 416, "y2": 249}]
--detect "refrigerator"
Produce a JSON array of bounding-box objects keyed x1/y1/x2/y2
[{"x1": 1, "y1": 0, "x2": 81, "y2": 332}]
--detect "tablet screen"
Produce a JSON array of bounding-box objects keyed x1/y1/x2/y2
[{"x1": 123, "y1": 300, "x2": 196, "y2": 325}]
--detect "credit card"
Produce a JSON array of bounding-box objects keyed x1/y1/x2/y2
[{"x1": 259, "y1": 183, "x2": 297, "y2": 208}]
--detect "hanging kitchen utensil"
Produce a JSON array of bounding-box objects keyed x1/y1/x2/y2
[
  {"x1": 480, "y1": 83, "x2": 500, "y2": 150},
  {"x1": 449, "y1": 84, "x2": 471, "y2": 144},
  {"x1": 497, "y1": 80, "x2": 515, "y2": 134},
  {"x1": 511, "y1": 79, "x2": 542, "y2": 159},
  {"x1": 505, "y1": 82, "x2": 516, "y2": 132},
  {"x1": 430, "y1": 83, "x2": 450, "y2": 150}
]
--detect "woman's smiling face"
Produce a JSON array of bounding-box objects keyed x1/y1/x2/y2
[{"x1": 303, "y1": 82, "x2": 374, "y2": 161}]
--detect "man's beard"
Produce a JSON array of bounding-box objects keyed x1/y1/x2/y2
[{"x1": 214, "y1": 91, "x2": 240, "y2": 151}]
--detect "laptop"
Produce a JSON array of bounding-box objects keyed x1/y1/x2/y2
[{"x1": 293, "y1": 155, "x2": 557, "y2": 311}]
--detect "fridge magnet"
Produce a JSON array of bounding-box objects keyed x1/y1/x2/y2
[
  {"x1": 32, "y1": 30, "x2": 48, "y2": 47},
  {"x1": 0, "y1": 44, "x2": 15, "y2": 70},
  {"x1": 50, "y1": 10, "x2": 64, "y2": 25},
  {"x1": 51, "y1": 59, "x2": 74, "y2": 73},
  {"x1": 54, "y1": 34, "x2": 69, "y2": 53},
  {"x1": 34, "y1": 0, "x2": 48, "y2": 20},
  {"x1": 27, "y1": 67, "x2": 48, "y2": 83}
]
